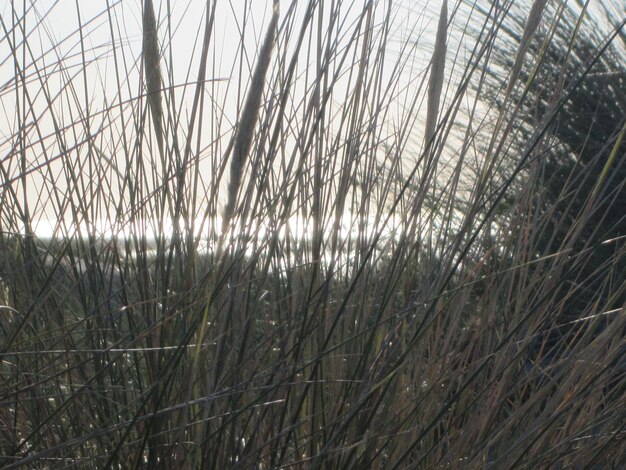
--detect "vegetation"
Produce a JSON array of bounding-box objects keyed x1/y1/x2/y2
[
  {"x1": 0, "y1": 0, "x2": 624, "y2": 468},
  {"x1": 479, "y1": 1, "x2": 626, "y2": 331}
]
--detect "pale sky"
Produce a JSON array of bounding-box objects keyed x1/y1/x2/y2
[
  {"x1": 0, "y1": 1, "x2": 444, "y2": 237},
  {"x1": 4, "y1": 1, "x2": 618, "y2": 239}
]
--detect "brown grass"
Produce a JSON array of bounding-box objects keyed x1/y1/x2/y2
[{"x1": 0, "y1": 1, "x2": 624, "y2": 468}]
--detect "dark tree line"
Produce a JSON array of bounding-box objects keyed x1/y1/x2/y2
[{"x1": 480, "y1": 3, "x2": 625, "y2": 353}]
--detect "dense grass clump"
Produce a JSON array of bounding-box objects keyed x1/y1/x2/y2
[{"x1": 0, "y1": 1, "x2": 624, "y2": 468}]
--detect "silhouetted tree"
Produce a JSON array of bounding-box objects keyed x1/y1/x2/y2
[{"x1": 475, "y1": 2, "x2": 625, "y2": 352}]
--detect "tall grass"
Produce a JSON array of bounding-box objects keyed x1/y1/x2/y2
[{"x1": 0, "y1": 0, "x2": 624, "y2": 468}]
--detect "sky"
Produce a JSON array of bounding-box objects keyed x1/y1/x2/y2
[
  {"x1": 0, "y1": 1, "x2": 446, "y2": 236},
  {"x1": 4, "y1": 0, "x2": 620, "y2": 239}
]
